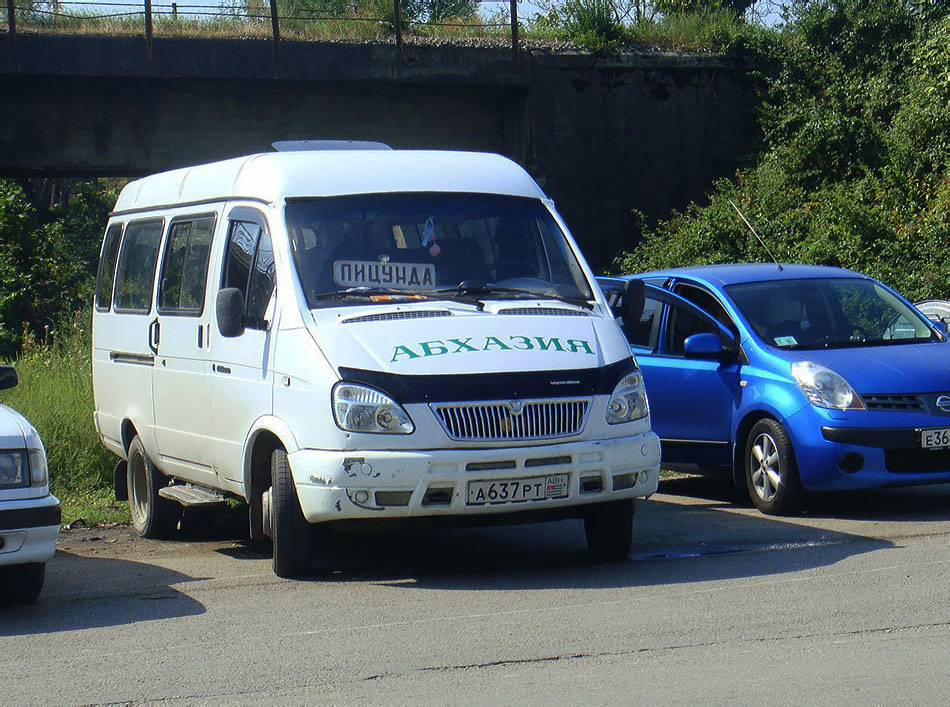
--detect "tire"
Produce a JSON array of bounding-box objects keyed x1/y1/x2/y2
[
  {"x1": 269, "y1": 448, "x2": 312, "y2": 578},
  {"x1": 744, "y1": 418, "x2": 803, "y2": 515},
  {"x1": 584, "y1": 499, "x2": 635, "y2": 562},
  {"x1": 127, "y1": 435, "x2": 180, "y2": 539},
  {"x1": 0, "y1": 563, "x2": 45, "y2": 606}
]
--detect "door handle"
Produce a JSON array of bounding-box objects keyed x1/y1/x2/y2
[
  {"x1": 148, "y1": 318, "x2": 160, "y2": 355},
  {"x1": 213, "y1": 364, "x2": 231, "y2": 374}
]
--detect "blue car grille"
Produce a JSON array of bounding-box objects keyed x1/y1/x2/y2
[{"x1": 862, "y1": 394, "x2": 924, "y2": 412}]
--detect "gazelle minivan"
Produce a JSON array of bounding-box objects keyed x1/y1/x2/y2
[{"x1": 92, "y1": 145, "x2": 660, "y2": 577}]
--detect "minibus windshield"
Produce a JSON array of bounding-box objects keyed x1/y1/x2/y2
[
  {"x1": 726, "y1": 277, "x2": 938, "y2": 349},
  {"x1": 285, "y1": 193, "x2": 594, "y2": 308}
]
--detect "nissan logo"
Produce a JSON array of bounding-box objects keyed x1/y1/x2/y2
[{"x1": 937, "y1": 395, "x2": 950, "y2": 413}]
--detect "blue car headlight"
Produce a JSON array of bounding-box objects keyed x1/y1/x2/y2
[
  {"x1": 606, "y1": 370, "x2": 650, "y2": 424},
  {"x1": 791, "y1": 361, "x2": 865, "y2": 410}
]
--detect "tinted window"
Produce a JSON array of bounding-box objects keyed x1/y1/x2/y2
[
  {"x1": 158, "y1": 216, "x2": 215, "y2": 315},
  {"x1": 114, "y1": 219, "x2": 164, "y2": 313},
  {"x1": 223, "y1": 219, "x2": 274, "y2": 327},
  {"x1": 247, "y1": 231, "x2": 275, "y2": 321},
  {"x1": 223, "y1": 221, "x2": 260, "y2": 293},
  {"x1": 95, "y1": 223, "x2": 124, "y2": 312},
  {"x1": 665, "y1": 305, "x2": 722, "y2": 356},
  {"x1": 627, "y1": 296, "x2": 662, "y2": 351},
  {"x1": 674, "y1": 283, "x2": 738, "y2": 338}
]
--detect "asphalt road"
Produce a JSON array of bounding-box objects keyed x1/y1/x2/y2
[{"x1": 3, "y1": 477, "x2": 949, "y2": 704}]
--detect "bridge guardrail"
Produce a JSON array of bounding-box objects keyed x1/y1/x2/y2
[{"x1": 3, "y1": 0, "x2": 522, "y2": 72}]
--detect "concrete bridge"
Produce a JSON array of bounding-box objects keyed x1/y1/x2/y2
[{"x1": 0, "y1": 33, "x2": 755, "y2": 265}]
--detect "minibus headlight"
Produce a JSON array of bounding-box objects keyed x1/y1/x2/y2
[
  {"x1": 332, "y1": 383, "x2": 415, "y2": 434},
  {"x1": 606, "y1": 370, "x2": 650, "y2": 424},
  {"x1": 791, "y1": 361, "x2": 865, "y2": 410}
]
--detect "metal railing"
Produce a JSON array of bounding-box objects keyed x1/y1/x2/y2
[{"x1": 3, "y1": 0, "x2": 523, "y2": 71}]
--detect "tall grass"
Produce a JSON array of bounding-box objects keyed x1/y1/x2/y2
[{"x1": 0, "y1": 313, "x2": 127, "y2": 525}]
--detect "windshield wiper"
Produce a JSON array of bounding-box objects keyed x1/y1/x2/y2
[
  {"x1": 309, "y1": 287, "x2": 430, "y2": 302},
  {"x1": 434, "y1": 283, "x2": 594, "y2": 310}
]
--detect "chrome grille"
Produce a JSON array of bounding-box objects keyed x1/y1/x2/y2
[
  {"x1": 862, "y1": 394, "x2": 923, "y2": 411},
  {"x1": 432, "y1": 398, "x2": 590, "y2": 441},
  {"x1": 498, "y1": 307, "x2": 589, "y2": 316},
  {"x1": 342, "y1": 310, "x2": 451, "y2": 324}
]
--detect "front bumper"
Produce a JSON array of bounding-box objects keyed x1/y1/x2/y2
[
  {"x1": 785, "y1": 404, "x2": 950, "y2": 490},
  {"x1": 288, "y1": 434, "x2": 661, "y2": 523},
  {"x1": 0, "y1": 494, "x2": 60, "y2": 566}
]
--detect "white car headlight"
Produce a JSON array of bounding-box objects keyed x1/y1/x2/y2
[
  {"x1": 332, "y1": 382, "x2": 415, "y2": 434},
  {"x1": 790, "y1": 361, "x2": 865, "y2": 410},
  {"x1": 606, "y1": 370, "x2": 650, "y2": 424},
  {"x1": 0, "y1": 450, "x2": 29, "y2": 489}
]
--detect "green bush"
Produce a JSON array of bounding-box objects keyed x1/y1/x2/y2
[{"x1": 613, "y1": 0, "x2": 950, "y2": 303}]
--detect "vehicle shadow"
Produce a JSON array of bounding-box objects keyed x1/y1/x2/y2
[
  {"x1": 291, "y1": 495, "x2": 894, "y2": 591},
  {"x1": 0, "y1": 552, "x2": 206, "y2": 637},
  {"x1": 659, "y1": 475, "x2": 950, "y2": 522}
]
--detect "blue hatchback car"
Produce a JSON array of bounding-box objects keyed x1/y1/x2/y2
[{"x1": 599, "y1": 264, "x2": 950, "y2": 514}]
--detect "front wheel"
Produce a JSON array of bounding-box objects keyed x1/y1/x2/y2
[
  {"x1": 583, "y1": 499, "x2": 635, "y2": 562},
  {"x1": 0, "y1": 563, "x2": 46, "y2": 605},
  {"x1": 744, "y1": 418, "x2": 803, "y2": 515},
  {"x1": 268, "y1": 448, "x2": 313, "y2": 578},
  {"x1": 127, "y1": 435, "x2": 180, "y2": 538}
]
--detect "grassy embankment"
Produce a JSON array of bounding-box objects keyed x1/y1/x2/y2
[{"x1": 0, "y1": 317, "x2": 128, "y2": 526}]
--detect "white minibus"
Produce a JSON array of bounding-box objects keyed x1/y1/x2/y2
[{"x1": 92, "y1": 145, "x2": 660, "y2": 577}]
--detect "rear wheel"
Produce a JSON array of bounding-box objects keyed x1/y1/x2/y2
[
  {"x1": 584, "y1": 499, "x2": 635, "y2": 562},
  {"x1": 0, "y1": 563, "x2": 45, "y2": 605},
  {"x1": 127, "y1": 435, "x2": 180, "y2": 538},
  {"x1": 744, "y1": 418, "x2": 803, "y2": 515},
  {"x1": 269, "y1": 448, "x2": 313, "y2": 578}
]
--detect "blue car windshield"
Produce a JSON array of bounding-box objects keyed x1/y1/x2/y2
[
  {"x1": 285, "y1": 193, "x2": 593, "y2": 308},
  {"x1": 726, "y1": 278, "x2": 938, "y2": 350}
]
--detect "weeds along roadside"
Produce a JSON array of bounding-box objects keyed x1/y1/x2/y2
[{"x1": 0, "y1": 312, "x2": 129, "y2": 527}]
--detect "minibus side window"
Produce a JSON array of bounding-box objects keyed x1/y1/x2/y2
[
  {"x1": 113, "y1": 218, "x2": 165, "y2": 314},
  {"x1": 223, "y1": 220, "x2": 274, "y2": 329},
  {"x1": 158, "y1": 216, "x2": 215, "y2": 316},
  {"x1": 246, "y1": 231, "x2": 275, "y2": 325},
  {"x1": 95, "y1": 223, "x2": 124, "y2": 312}
]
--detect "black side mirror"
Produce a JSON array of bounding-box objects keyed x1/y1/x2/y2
[
  {"x1": 0, "y1": 365, "x2": 18, "y2": 391},
  {"x1": 620, "y1": 279, "x2": 645, "y2": 333},
  {"x1": 216, "y1": 288, "x2": 246, "y2": 338}
]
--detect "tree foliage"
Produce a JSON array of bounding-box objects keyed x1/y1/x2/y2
[
  {"x1": 0, "y1": 179, "x2": 123, "y2": 359},
  {"x1": 614, "y1": 0, "x2": 950, "y2": 302}
]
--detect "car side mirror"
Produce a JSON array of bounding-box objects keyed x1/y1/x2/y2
[
  {"x1": 620, "y1": 279, "x2": 645, "y2": 333},
  {"x1": 684, "y1": 332, "x2": 733, "y2": 362},
  {"x1": 935, "y1": 320, "x2": 949, "y2": 338},
  {"x1": 0, "y1": 365, "x2": 18, "y2": 391},
  {"x1": 216, "y1": 288, "x2": 246, "y2": 338}
]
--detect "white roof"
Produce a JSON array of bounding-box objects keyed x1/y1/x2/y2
[{"x1": 113, "y1": 150, "x2": 547, "y2": 213}]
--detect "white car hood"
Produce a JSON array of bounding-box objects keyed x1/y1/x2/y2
[
  {"x1": 0, "y1": 403, "x2": 30, "y2": 448},
  {"x1": 310, "y1": 304, "x2": 630, "y2": 376}
]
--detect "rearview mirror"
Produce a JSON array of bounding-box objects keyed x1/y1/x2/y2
[
  {"x1": 0, "y1": 365, "x2": 18, "y2": 391},
  {"x1": 684, "y1": 332, "x2": 733, "y2": 362},
  {"x1": 216, "y1": 288, "x2": 246, "y2": 338},
  {"x1": 620, "y1": 279, "x2": 645, "y2": 333}
]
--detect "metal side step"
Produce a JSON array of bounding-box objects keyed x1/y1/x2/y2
[{"x1": 158, "y1": 484, "x2": 228, "y2": 507}]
